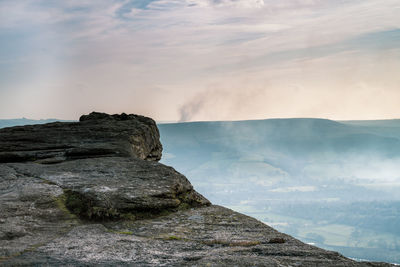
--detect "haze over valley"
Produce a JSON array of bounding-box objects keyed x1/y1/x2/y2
[{"x1": 158, "y1": 118, "x2": 400, "y2": 263}]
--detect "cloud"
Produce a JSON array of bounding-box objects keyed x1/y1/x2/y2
[
  {"x1": 270, "y1": 186, "x2": 317, "y2": 193},
  {"x1": 0, "y1": 0, "x2": 400, "y2": 120}
]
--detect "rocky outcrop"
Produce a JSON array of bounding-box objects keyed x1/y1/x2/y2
[
  {"x1": 0, "y1": 112, "x2": 162, "y2": 163},
  {"x1": 0, "y1": 112, "x2": 393, "y2": 266}
]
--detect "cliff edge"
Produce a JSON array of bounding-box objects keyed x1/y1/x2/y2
[{"x1": 0, "y1": 112, "x2": 393, "y2": 266}]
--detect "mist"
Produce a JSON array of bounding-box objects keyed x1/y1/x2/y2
[{"x1": 159, "y1": 118, "x2": 400, "y2": 263}]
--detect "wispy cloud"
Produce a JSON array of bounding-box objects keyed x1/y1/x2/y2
[{"x1": 0, "y1": 0, "x2": 399, "y2": 120}]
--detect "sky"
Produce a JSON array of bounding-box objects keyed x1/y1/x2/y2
[{"x1": 0, "y1": 0, "x2": 399, "y2": 121}]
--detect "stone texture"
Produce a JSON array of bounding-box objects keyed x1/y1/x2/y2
[
  {"x1": 0, "y1": 112, "x2": 162, "y2": 163},
  {"x1": 6, "y1": 157, "x2": 209, "y2": 220},
  {"x1": 0, "y1": 112, "x2": 393, "y2": 266}
]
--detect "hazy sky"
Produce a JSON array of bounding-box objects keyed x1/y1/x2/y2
[{"x1": 1, "y1": 0, "x2": 399, "y2": 121}]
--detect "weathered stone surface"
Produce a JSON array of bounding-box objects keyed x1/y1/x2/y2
[
  {"x1": 1, "y1": 205, "x2": 393, "y2": 266},
  {"x1": 0, "y1": 112, "x2": 393, "y2": 266},
  {"x1": 7, "y1": 157, "x2": 209, "y2": 220},
  {"x1": 0, "y1": 164, "x2": 79, "y2": 260},
  {"x1": 0, "y1": 112, "x2": 162, "y2": 163}
]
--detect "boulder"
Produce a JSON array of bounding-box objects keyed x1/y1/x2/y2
[{"x1": 0, "y1": 112, "x2": 162, "y2": 163}]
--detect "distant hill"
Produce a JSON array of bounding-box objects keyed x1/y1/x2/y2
[
  {"x1": 340, "y1": 119, "x2": 400, "y2": 127},
  {"x1": 158, "y1": 118, "x2": 400, "y2": 263},
  {"x1": 159, "y1": 118, "x2": 400, "y2": 178},
  {"x1": 0, "y1": 118, "x2": 72, "y2": 129}
]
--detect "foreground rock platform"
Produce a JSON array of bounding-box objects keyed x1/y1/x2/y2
[{"x1": 0, "y1": 112, "x2": 393, "y2": 266}]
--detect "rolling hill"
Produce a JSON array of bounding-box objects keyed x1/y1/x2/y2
[{"x1": 158, "y1": 118, "x2": 400, "y2": 263}]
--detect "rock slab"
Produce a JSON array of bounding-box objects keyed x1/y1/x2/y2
[{"x1": 0, "y1": 112, "x2": 393, "y2": 266}]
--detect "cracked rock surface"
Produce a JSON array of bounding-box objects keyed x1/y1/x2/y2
[{"x1": 0, "y1": 112, "x2": 393, "y2": 266}]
